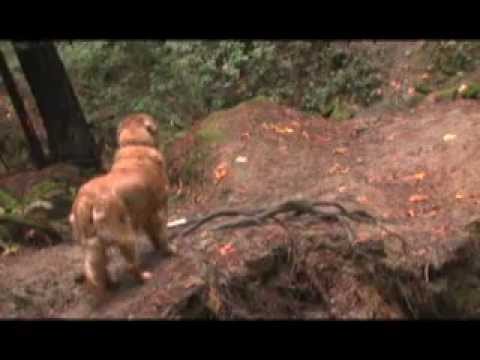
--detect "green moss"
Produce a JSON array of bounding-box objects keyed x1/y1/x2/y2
[
  {"x1": 197, "y1": 113, "x2": 227, "y2": 146},
  {"x1": 414, "y1": 83, "x2": 432, "y2": 95},
  {"x1": 320, "y1": 100, "x2": 335, "y2": 117},
  {"x1": 330, "y1": 98, "x2": 355, "y2": 121},
  {"x1": 178, "y1": 144, "x2": 210, "y2": 187},
  {"x1": 197, "y1": 126, "x2": 225, "y2": 145},
  {"x1": 23, "y1": 180, "x2": 65, "y2": 204},
  {"x1": 435, "y1": 86, "x2": 458, "y2": 102},
  {"x1": 0, "y1": 189, "x2": 21, "y2": 214},
  {"x1": 450, "y1": 279, "x2": 480, "y2": 313},
  {"x1": 406, "y1": 94, "x2": 426, "y2": 108}
]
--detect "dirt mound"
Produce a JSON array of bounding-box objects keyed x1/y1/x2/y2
[{"x1": 2, "y1": 98, "x2": 480, "y2": 318}]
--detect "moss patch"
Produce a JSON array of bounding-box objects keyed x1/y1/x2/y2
[
  {"x1": 435, "y1": 86, "x2": 459, "y2": 102},
  {"x1": 330, "y1": 99, "x2": 355, "y2": 121}
]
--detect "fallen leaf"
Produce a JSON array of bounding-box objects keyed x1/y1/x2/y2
[
  {"x1": 219, "y1": 243, "x2": 236, "y2": 256},
  {"x1": 414, "y1": 172, "x2": 427, "y2": 181},
  {"x1": 214, "y1": 161, "x2": 229, "y2": 183},
  {"x1": 409, "y1": 194, "x2": 428, "y2": 203},
  {"x1": 235, "y1": 155, "x2": 248, "y2": 164},
  {"x1": 455, "y1": 192, "x2": 465, "y2": 200},
  {"x1": 458, "y1": 83, "x2": 468, "y2": 95},
  {"x1": 167, "y1": 218, "x2": 188, "y2": 228},
  {"x1": 312, "y1": 135, "x2": 330, "y2": 144},
  {"x1": 141, "y1": 271, "x2": 153, "y2": 280},
  {"x1": 443, "y1": 133, "x2": 457, "y2": 142},
  {"x1": 240, "y1": 132, "x2": 250, "y2": 142},
  {"x1": 407, "y1": 209, "x2": 416, "y2": 217},
  {"x1": 432, "y1": 226, "x2": 448, "y2": 236},
  {"x1": 328, "y1": 163, "x2": 349, "y2": 175},
  {"x1": 334, "y1": 147, "x2": 348, "y2": 155},
  {"x1": 2, "y1": 244, "x2": 19, "y2": 256},
  {"x1": 424, "y1": 210, "x2": 438, "y2": 218},
  {"x1": 274, "y1": 126, "x2": 295, "y2": 134},
  {"x1": 356, "y1": 195, "x2": 368, "y2": 204},
  {"x1": 356, "y1": 231, "x2": 370, "y2": 243},
  {"x1": 184, "y1": 276, "x2": 204, "y2": 289},
  {"x1": 407, "y1": 86, "x2": 416, "y2": 96},
  {"x1": 261, "y1": 122, "x2": 272, "y2": 130},
  {"x1": 413, "y1": 248, "x2": 426, "y2": 256},
  {"x1": 302, "y1": 130, "x2": 310, "y2": 140},
  {"x1": 338, "y1": 186, "x2": 347, "y2": 193},
  {"x1": 403, "y1": 171, "x2": 427, "y2": 182}
]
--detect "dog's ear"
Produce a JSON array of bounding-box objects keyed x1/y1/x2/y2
[{"x1": 143, "y1": 116, "x2": 158, "y2": 134}]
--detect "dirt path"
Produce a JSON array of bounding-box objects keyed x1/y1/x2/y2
[{"x1": 2, "y1": 97, "x2": 480, "y2": 318}]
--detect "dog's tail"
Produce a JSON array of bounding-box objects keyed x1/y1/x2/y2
[
  {"x1": 70, "y1": 189, "x2": 135, "y2": 247},
  {"x1": 69, "y1": 194, "x2": 97, "y2": 245}
]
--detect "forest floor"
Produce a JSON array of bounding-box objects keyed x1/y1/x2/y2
[
  {"x1": 3, "y1": 41, "x2": 480, "y2": 319},
  {"x1": 2, "y1": 96, "x2": 480, "y2": 318}
]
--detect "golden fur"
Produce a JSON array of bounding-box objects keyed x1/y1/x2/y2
[{"x1": 69, "y1": 113, "x2": 170, "y2": 296}]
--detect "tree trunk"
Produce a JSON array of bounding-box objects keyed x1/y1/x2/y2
[
  {"x1": 13, "y1": 41, "x2": 99, "y2": 168},
  {"x1": 0, "y1": 49, "x2": 47, "y2": 168}
]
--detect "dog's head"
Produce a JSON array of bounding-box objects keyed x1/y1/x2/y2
[{"x1": 117, "y1": 113, "x2": 159, "y2": 148}]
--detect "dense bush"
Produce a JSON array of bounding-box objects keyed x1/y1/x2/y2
[
  {"x1": 424, "y1": 41, "x2": 480, "y2": 76},
  {"x1": 58, "y1": 41, "x2": 383, "y2": 131}
]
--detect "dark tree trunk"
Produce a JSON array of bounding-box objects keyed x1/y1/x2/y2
[
  {"x1": 0, "y1": 49, "x2": 47, "y2": 168},
  {"x1": 13, "y1": 41, "x2": 99, "y2": 169}
]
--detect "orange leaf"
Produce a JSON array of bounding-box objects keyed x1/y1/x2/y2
[
  {"x1": 413, "y1": 248, "x2": 426, "y2": 256},
  {"x1": 219, "y1": 243, "x2": 235, "y2": 256},
  {"x1": 214, "y1": 161, "x2": 229, "y2": 183},
  {"x1": 312, "y1": 135, "x2": 330, "y2": 144},
  {"x1": 274, "y1": 126, "x2": 295, "y2": 134},
  {"x1": 328, "y1": 163, "x2": 349, "y2": 175},
  {"x1": 424, "y1": 210, "x2": 438, "y2": 218},
  {"x1": 334, "y1": 147, "x2": 348, "y2": 155},
  {"x1": 443, "y1": 133, "x2": 457, "y2": 142},
  {"x1": 403, "y1": 171, "x2": 427, "y2": 182},
  {"x1": 301, "y1": 130, "x2": 310, "y2": 140},
  {"x1": 414, "y1": 172, "x2": 427, "y2": 181},
  {"x1": 409, "y1": 194, "x2": 428, "y2": 203},
  {"x1": 356, "y1": 231, "x2": 370, "y2": 243},
  {"x1": 240, "y1": 132, "x2": 250, "y2": 142},
  {"x1": 356, "y1": 195, "x2": 368, "y2": 204}
]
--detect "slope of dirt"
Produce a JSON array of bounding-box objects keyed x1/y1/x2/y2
[{"x1": 2, "y1": 97, "x2": 480, "y2": 319}]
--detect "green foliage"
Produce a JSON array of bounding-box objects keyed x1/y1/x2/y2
[
  {"x1": 461, "y1": 83, "x2": 480, "y2": 99},
  {"x1": 23, "y1": 180, "x2": 65, "y2": 205},
  {"x1": 0, "y1": 189, "x2": 21, "y2": 214},
  {"x1": 58, "y1": 41, "x2": 384, "y2": 131},
  {"x1": 426, "y1": 41, "x2": 480, "y2": 76},
  {"x1": 436, "y1": 86, "x2": 459, "y2": 102}
]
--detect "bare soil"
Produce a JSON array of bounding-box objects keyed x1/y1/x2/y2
[{"x1": 2, "y1": 95, "x2": 480, "y2": 318}]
